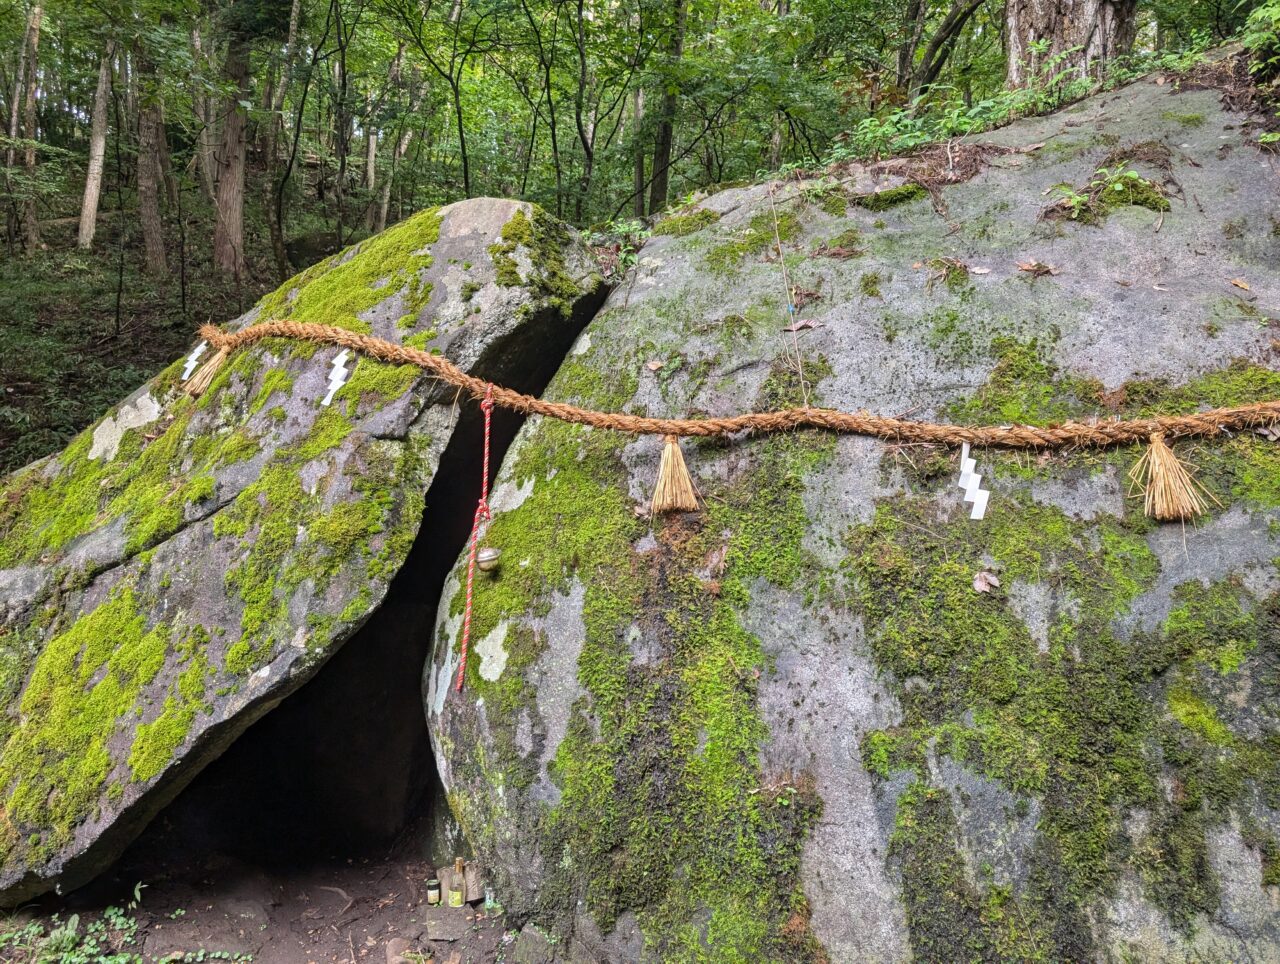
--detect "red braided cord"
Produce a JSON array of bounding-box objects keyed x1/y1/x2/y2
[{"x1": 456, "y1": 386, "x2": 495, "y2": 693}]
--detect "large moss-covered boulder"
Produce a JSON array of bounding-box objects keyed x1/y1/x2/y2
[
  {"x1": 0, "y1": 198, "x2": 604, "y2": 904},
  {"x1": 426, "y1": 70, "x2": 1280, "y2": 958}
]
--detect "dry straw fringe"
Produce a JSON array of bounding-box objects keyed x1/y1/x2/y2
[
  {"x1": 183, "y1": 347, "x2": 228, "y2": 397},
  {"x1": 1127, "y1": 433, "x2": 1218, "y2": 521},
  {"x1": 185, "y1": 320, "x2": 1280, "y2": 520},
  {"x1": 652, "y1": 435, "x2": 699, "y2": 513}
]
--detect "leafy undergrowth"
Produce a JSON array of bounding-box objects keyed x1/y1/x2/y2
[
  {"x1": 819, "y1": 43, "x2": 1217, "y2": 166},
  {"x1": 0, "y1": 887, "x2": 252, "y2": 963},
  {"x1": 0, "y1": 206, "x2": 280, "y2": 476}
]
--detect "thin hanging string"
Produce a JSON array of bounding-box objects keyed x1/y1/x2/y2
[
  {"x1": 455, "y1": 385, "x2": 494, "y2": 693},
  {"x1": 768, "y1": 184, "x2": 811, "y2": 409}
]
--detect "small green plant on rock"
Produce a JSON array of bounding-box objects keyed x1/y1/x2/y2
[{"x1": 1046, "y1": 161, "x2": 1169, "y2": 224}]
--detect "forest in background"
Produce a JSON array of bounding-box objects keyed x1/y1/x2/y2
[{"x1": 1, "y1": 0, "x2": 1277, "y2": 473}]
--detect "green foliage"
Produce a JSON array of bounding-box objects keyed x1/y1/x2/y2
[
  {"x1": 1244, "y1": 0, "x2": 1280, "y2": 144},
  {"x1": 0, "y1": 890, "x2": 253, "y2": 963}
]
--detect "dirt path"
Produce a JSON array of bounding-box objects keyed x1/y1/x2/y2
[{"x1": 15, "y1": 850, "x2": 510, "y2": 962}]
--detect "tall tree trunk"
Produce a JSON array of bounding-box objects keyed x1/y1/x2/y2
[
  {"x1": 192, "y1": 27, "x2": 218, "y2": 201},
  {"x1": 896, "y1": 0, "x2": 927, "y2": 92},
  {"x1": 136, "y1": 46, "x2": 167, "y2": 275},
  {"x1": 373, "y1": 63, "x2": 421, "y2": 234},
  {"x1": 213, "y1": 34, "x2": 250, "y2": 278},
  {"x1": 6, "y1": 12, "x2": 30, "y2": 169},
  {"x1": 21, "y1": 2, "x2": 44, "y2": 254},
  {"x1": 363, "y1": 87, "x2": 378, "y2": 192},
  {"x1": 157, "y1": 99, "x2": 178, "y2": 206},
  {"x1": 266, "y1": 0, "x2": 302, "y2": 280},
  {"x1": 1006, "y1": 0, "x2": 1138, "y2": 87},
  {"x1": 632, "y1": 87, "x2": 645, "y2": 218},
  {"x1": 648, "y1": 0, "x2": 687, "y2": 214},
  {"x1": 78, "y1": 42, "x2": 114, "y2": 249}
]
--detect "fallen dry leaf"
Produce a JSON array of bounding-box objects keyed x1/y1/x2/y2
[
  {"x1": 1017, "y1": 260, "x2": 1060, "y2": 277},
  {"x1": 645, "y1": 359, "x2": 664, "y2": 371},
  {"x1": 973, "y1": 570, "x2": 1001, "y2": 593},
  {"x1": 1230, "y1": 277, "x2": 1251, "y2": 291},
  {"x1": 970, "y1": 266, "x2": 991, "y2": 275},
  {"x1": 782, "y1": 318, "x2": 821, "y2": 332}
]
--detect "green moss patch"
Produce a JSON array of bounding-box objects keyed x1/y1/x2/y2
[
  {"x1": 444, "y1": 347, "x2": 834, "y2": 958},
  {"x1": 706, "y1": 210, "x2": 801, "y2": 273},
  {"x1": 849, "y1": 490, "x2": 1280, "y2": 954},
  {"x1": 852, "y1": 183, "x2": 927, "y2": 211},
  {"x1": 0, "y1": 587, "x2": 172, "y2": 861},
  {"x1": 488, "y1": 206, "x2": 592, "y2": 316},
  {"x1": 253, "y1": 207, "x2": 443, "y2": 333},
  {"x1": 654, "y1": 207, "x2": 721, "y2": 237}
]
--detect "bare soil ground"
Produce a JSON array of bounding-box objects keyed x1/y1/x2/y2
[{"x1": 14, "y1": 839, "x2": 511, "y2": 962}]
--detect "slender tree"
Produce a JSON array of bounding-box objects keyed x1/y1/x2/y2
[
  {"x1": 20, "y1": 2, "x2": 44, "y2": 253},
  {"x1": 78, "y1": 43, "x2": 115, "y2": 249},
  {"x1": 648, "y1": 0, "x2": 686, "y2": 213},
  {"x1": 136, "y1": 41, "x2": 168, "y2": 274},
  {"x1": 213, "y1": 30, "x2": 250, "y2": 277}
]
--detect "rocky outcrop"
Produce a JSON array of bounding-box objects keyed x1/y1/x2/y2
[
  {"x1": 426, "y1": 73, "x2": 1280, "y2": 959},
  {"x1": 0, "y1": 197, "x2": 605, "y2": 904}
]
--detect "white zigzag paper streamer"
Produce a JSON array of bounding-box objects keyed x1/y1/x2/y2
[
  {"x1": 321, "y1": 349, "x2": 351, "y2": 407},
  {"x1": 957, "y1": 442, "x2": 990, "y2": 520},
  {"x1": 181, "y1": 341, "x2": 208, "y2": 381}
]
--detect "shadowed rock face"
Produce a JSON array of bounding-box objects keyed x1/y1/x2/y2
[
  {"x1": 426, "y1": 70, "x2": 1280, "y2": 960},
  {"x1": 0, "y1": 197, "x2": 605, "y2": 905}
]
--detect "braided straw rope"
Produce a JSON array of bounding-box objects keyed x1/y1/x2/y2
[{"x1": 197, "y1": 321, "x2": 1280, "y2": 449}]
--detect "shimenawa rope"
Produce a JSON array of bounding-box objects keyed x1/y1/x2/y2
[{"x1": 186, "y1": 319, "x2": 1279, "y2": 520}]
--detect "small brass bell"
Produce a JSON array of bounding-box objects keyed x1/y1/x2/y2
[{"x1": 476, "y1": 545, "x2": 501, "y2": 573}]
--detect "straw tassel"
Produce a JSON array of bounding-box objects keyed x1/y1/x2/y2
[
  {"x1": 1128, "y1": 433, "x2": 1216, "y2": 521},
  {"x1": 183, "y1": 346, "x2": 228, "y2": 397},
  {"x1": 652, "y1": 434, "x2": 699, "y2": 514}
]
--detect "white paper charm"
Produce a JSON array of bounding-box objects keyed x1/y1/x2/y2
[
  {"x1": 958, "y1": 442, "x2": 991, "y2": 520},
  {"x1": 181, "y1": 341, "x2": 208, "y2": 381},
  {"x1": 322, "y1": 349, "x2": 351, "y2": 407}
]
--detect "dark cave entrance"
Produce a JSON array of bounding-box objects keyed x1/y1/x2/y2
[{"x1": 57, "y1": 287, "x2": 607, "y2": 906}]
